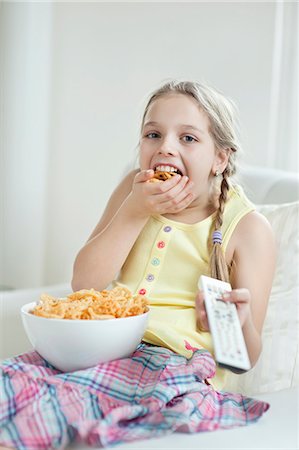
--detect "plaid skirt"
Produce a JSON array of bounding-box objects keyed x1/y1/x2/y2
[{"x1": 0, "y1": 343, "x2": 269, "y2": 449}]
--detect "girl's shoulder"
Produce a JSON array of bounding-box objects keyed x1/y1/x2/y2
[
  {"x1": 231, "y1": 209, "x2": 276, "y2": 259},
  {"x1": 226, "y1": 184, "x2": 275, "y2": 263},
  {"x1": 228, "y1": 183, "x2": 271, "y2": 234},
  {"x1": 235, "y1": 209, "x2": 273, "y2": 234}
]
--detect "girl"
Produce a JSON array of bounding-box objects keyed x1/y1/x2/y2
[
  {"x1": 0, "y1": 81, "x2": 274, "y2": 448},
  {"x1": 72, "y1": 80, "x2": 276, "y2": 391}
]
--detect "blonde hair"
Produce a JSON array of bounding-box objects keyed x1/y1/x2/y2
[{"x1": 140, "y1": 79, "x2": 241, "y2": 283}]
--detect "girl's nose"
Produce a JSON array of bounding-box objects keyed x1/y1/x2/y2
[{"x1": 158, "y1": 137, "x2": 177, "y2": 156}]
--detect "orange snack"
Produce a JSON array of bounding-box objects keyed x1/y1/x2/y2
[
  {"x1": 31, "y1": 287, "x2": 149, "y2": 320},
  {"x1": 149, "y1": 171, "x2": 176, "y2": 182}
]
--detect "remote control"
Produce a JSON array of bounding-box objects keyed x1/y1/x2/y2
[{"x1": 199, "y1": 275, "x2": 251, "y2": 373}]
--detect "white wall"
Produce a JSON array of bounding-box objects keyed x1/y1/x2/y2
[
  {"x1": 1, "y1": 2, "x2": 52, "y2": 289},
  {"x1": 0, "y1": 2, "x2": 297, "y2": 289}
]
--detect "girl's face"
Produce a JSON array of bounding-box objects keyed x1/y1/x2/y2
[{"x1": 139, "y1": 93, "x2": 228, "y2": 202}]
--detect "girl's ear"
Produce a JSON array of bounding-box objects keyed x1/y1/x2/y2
[{"x1": 213, "y1": 148, "x2": 231, "y2": 175}]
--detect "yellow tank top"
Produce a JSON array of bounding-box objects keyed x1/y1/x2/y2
[{"x1": 113, "y1": 184, "x2": 255, "y2": 390}]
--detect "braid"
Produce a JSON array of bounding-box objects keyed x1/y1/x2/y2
[{"x1": 209, "y1": 168, "x2": 231, "y2": 282}]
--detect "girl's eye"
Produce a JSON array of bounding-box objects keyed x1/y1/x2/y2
[
  {"x1": 182, "y1": 135, "x2": 197, "y2": 143},
  {"x1": 146, "y1": 132, "x2": 160, "y2": 139},
  {"x1": 144, "y1": 133, "x2": 197, "y2": 142}
]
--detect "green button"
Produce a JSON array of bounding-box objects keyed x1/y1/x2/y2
[{"x1": 151, "y1": 257, "x2": 160, "y2": 266}]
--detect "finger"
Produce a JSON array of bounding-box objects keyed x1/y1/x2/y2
[
  {"x1": 134, "y1": 169, "x2": 155, "y2": 183},
  {"x1": 157, "y1": 175, "x2": 191, "y2": 194},
  {"x1": 162, "y1": 176, "x2": 193, "y2": 200},
  {"x1": 222, "y1": 288, "x2": 250, "y2": 304},
  {"x1": 160, "y1": 190, "x2": 194, "y2": 213},
  {"x1": 171, "y1": 193, "x2": 194, "y2": 213},
  {"x1": 156, "y1": 176, "x2": 193, "y2": 204},
  {"x1": 145, "y1": 174, "x2": 182, "y2": 192},
  {"x1": 197, "y1": 309, "x2": 209, "y2": 331},
  {"x1": 195, "y1": 291, "x2": 209, "y2": 331},
  {"x1": 195, "y1": 291, "x2": 205, "y2": 312},
  {"x1": 150, "y1": 173, "x2": 182, "y2": 191}
]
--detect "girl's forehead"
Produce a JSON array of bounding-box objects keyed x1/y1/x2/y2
[{"x1": 144, "y1": 93, "x2": 210, "y2": 129}]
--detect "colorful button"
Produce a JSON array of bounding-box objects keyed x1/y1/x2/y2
[
  {"x1": 146, "y1": 274, "x2": 155, "y2": 282},
  {"x1": 139, "y1": 288, "x2": 147, "y2": 295},
  {"x1": 163, "y1": 226, "x2": 172, "y2": 233},
  {"x1": 157, "y1": 241, "x2": 165, "y2": 249},
  {"x1": 151, "y1": 257, "x2": 160, "y2": 266}
]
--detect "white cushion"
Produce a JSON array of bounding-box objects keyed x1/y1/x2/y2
[
  {"x1": 225, "y1": 201, "x2": 299, "y2": 395},
  {"x1": 0, "y1": 283, "x2": 71, "y2": 360}
]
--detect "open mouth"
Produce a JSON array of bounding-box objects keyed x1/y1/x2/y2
[{"x1": 153, "y1": 165, "x2": 183, "y2": 176}]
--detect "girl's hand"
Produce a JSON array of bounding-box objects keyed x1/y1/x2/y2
[
  {"x1": 126, "y1": 169, "x2": 194, "y2": 218},
  {"x1": 195, "y1": 288, "x2": 252, "y2": 332}
]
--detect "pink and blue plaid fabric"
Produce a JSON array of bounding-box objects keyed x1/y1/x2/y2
[{"x1": 0, "y1": 343, "x2": 269, "y2": 449}]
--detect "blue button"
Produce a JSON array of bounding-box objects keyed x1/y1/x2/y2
[
  {"x1": 163, "y1": 226, "x2": 172, "y2": 233},
  {"x1": 151, "y1": 257, "x2": 160, "y2": 266}
]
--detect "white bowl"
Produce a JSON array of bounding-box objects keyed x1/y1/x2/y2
[{"x1": 21, "y1": 301, "x2": 149, "y2": 372}]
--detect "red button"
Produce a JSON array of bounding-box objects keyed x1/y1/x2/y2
[
  {"x1": 157, "y1": 241, "x2": 165, "y2": 249},
  {"x1": 139, "y1": 288, "x2": 147, "y2": 295}
]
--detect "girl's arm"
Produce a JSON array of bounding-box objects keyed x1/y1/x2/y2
[
  {"x1": 72, "y1": 169, "x2": 194, "y2": 291},
  {"x1": 71, "y1": 169, "x2": 145, "y2": 292},
  {"x1": 85, "y1": 169, "x2": 139, "y2": 243},
  {"x1": 227, "y1": 211, "x2": 276, "y2": 367},
  {"x1": 196, "y1": 211, "x2": 276, "y2": 369}
]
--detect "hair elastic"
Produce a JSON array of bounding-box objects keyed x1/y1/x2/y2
[{"x1": 212, "y1": 230, "x2": 222, "y2": 245}]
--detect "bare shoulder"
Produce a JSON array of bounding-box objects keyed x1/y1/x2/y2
[
  {"x1": 227, "y1": 211, "x2": 275, "y2": 263},
  {"x1": 87, "y1": 168, "x2": 139, "y2": 242},
  {"x1": 235, "y1": 210, "x2": 275, "y2": 240},
  {"x1": 231, "y1": 210, "x2": 277, "y2": 261}
]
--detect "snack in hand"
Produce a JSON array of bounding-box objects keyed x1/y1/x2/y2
[
  {"x1": 30, "y1": 287, "x2": 149, "y2": 320},
  {"x1": 149, "y1": 171, "x2": 176, "y2": 183}
]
